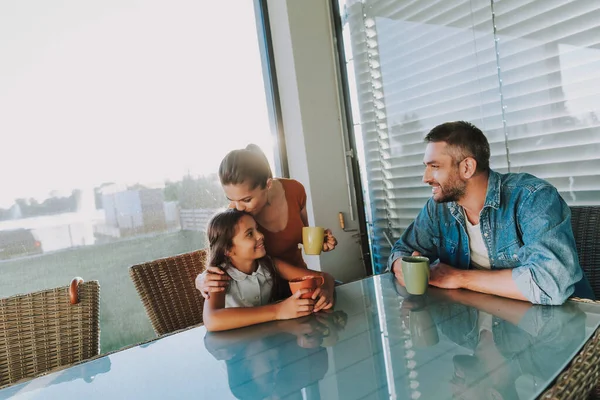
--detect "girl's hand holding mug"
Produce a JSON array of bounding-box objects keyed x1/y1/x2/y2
[{"x1": 276, "y1": 289, "x2": 315, "y2": 320}]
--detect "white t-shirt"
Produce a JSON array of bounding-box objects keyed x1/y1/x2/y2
[
  {"x1": 222, "y1": 258, "x2": 274, "y2": 308},
  {"x1": 463, "y1": 208, "x2": 491, "y2": 270}
]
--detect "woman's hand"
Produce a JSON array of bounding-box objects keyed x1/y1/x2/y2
[
  {"x1": 195, "y1": 266, "x2": 231, "y2": 300},
  {"x1": 322, "y1": 229, "x2": 338, "y2": 252},
  {"x1": 311, "y1": 286, "x2": 334, "y2": 312},
  {"x1": 275, "y1": 289, "x2": 315, "y2": 320}
]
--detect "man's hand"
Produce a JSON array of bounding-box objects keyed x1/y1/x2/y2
[
  {"x1": 391, "y1": 251, "x2": 422, "y2": 287},
  {"x1": 429, "y1": 263, "x2": 464, "y2": 289},
  {"x1": 391, "y1": 258, "x2": 405, "y2": 286}
]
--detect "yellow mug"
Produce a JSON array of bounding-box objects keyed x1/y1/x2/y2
[{"x1": 302, "y1": 227, "x2": 325, "y2": 255}]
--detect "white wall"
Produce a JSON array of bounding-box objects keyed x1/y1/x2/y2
[{"x1": 266, "y1": 0, "x2": 366, "y2": 283}]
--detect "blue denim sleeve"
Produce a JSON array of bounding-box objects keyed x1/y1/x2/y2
[
  {"x1": 511, "y1": 186, "x2": 581, "y2": 305},
  {"x1": 386, "y1": 199, "x2": 440, "y2": 272}
]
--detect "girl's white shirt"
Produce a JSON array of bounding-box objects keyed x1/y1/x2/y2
[{"x1": 222, "y1": 258, "x2": 274, "y2": 308}]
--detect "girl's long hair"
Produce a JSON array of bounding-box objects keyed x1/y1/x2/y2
[{"x1": 206, "y1": 209, "x2": 287, "y2": 302}]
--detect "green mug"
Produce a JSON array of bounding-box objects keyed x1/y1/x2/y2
[{"x1": 401, "y1": 256, "x2": 430, "y2": 295}]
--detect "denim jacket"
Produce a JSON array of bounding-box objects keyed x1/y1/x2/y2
[{"x1": 388, "y1": 169, "x2": 594, "y2": 305}]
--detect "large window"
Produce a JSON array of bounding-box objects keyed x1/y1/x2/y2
[
  {"x1": 0, "y1": 0, "x2": 280, "y2": 353},
  {"x1": 336, "y1": 0, "x2": 600, "y2": 273}
]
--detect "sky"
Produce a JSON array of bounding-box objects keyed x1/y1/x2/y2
[{"x1": 0, "y1": 0, "x2": 275, "y2": 208}]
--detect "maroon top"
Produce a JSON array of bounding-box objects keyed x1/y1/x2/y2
[{"x1": 257, "y1": 178, "x2": 307, "y2": 268}]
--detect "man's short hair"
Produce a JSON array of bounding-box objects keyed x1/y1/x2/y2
[{"x1": 425, "y1": 121, "x2": 491, "y2": 173}]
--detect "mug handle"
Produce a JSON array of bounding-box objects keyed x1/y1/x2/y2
[{"x1": 315, "y1": 275, "x2": 325, "y2": 287}]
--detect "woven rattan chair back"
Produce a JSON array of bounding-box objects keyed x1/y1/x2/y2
[
  {"x1": 129, "y1": 249, "x2": 207, "y2": 336},
  {"x1": 0, "y1": 279, "x2": 100, "y2": 388},
  {"x1": 570, "y1": 206, "x2": 600, "y2": 299}
]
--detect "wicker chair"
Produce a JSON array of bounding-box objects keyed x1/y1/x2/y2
[
  {"x1": 569, "y1": 206, "x2": 600, "y2": 400},
  {"x1": 539, "y1": 303, "x2": 600, "y2": 400},
  {"x1": 570, "y1": 206, "x2": 600, "y2": 298},
  {"x1": 0, "y1": 278, "x2": 100, "y2": 388},
  {"x1": 129, "y1": 249, "x2": 207, "y2": 336}
]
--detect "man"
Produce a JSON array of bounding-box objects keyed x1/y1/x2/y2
[{"x1": 389, "y1": 121, "x2": 594, "y2": 305}]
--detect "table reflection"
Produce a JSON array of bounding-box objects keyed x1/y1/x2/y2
[
  {"x1": 393, "y1": 280, "x2": 587, "y2": 400},
  {"x1": 204, "y1": 310, "x2": 348, "y2": 400}
]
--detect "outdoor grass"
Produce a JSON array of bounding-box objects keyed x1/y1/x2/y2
[{"x1": 0, "y1": 230, "x2": 207, "y2": 353}]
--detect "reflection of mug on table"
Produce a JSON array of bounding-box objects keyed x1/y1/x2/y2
[
  {"x1": 401, "y1": 256, "x2": 430, "y2": 295},
  {"x1": 289, "y1": 275, "x2": 324, "y2": 299},
  {"x1": 409, "y1": 308, "x2": 439, "y2": 348},
  {"x1": 302, "y1": 227, "x2": 325, "y2": 255}
]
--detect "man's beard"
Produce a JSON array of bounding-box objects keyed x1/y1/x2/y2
[{"x1": 432, "y1": 176, "x2": 466, "y2": 203}]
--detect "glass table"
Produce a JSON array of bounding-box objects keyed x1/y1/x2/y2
[{"x1": 1, "y1": 274, "x2": 599, "y2": 400}]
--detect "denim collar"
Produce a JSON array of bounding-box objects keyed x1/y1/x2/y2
[
  {"x1": 483, "y1": 169, "x2": 501, "y2": 210},
  {"x1": 447, "y1": 169, "x2": 500, "y2": 221}
]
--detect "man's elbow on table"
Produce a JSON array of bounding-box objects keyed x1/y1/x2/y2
[
  {"x1": 512, "y1": 267, "x2": 573, "y2": 306},
  {"x1": 542, "y1": 278, "x2": 577, "y2": 306}
]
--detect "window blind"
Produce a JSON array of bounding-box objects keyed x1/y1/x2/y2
[{"x1": 340, "y1": 0, "x2": 600, "y2": 273}]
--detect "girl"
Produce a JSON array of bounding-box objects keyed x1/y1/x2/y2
[
  {"x1": 197, "y1": 144, "x2": 338, "y2": 298},
  {"x1": 202, "y1": 208, "x2": 335, "y2": 332}
]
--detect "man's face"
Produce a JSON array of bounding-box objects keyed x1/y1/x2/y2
[{"x1": 422, "y1": 142, "x2": 467, "y2": 203}]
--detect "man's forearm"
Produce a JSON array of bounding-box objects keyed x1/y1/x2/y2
[{"x1": 459, "y1": 268, "x2": 529, "y2": 303}]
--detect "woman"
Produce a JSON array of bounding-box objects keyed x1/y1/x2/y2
[{"x1": 196, "y1": 144, "x2": 337, "y2": 298}]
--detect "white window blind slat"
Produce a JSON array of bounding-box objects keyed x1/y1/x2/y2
[
  {"x1": 369, "y1": 0, "x2": 450, "y2": 24},
  {"x1": 495, "y1": 2, "x2": 599, "y2": 40}
]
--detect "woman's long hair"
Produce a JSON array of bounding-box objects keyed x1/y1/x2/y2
[
  {"x1": 206, "y1": 209, "x2": 287, "y2": 302},
  {"x1": 218, "y1": 144, "x2": 273, "y2": 190}
]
